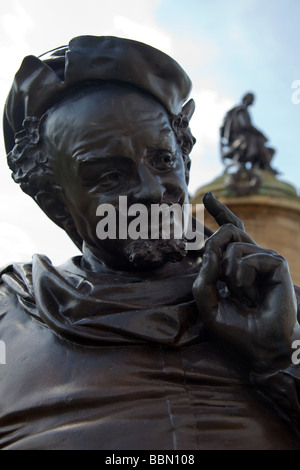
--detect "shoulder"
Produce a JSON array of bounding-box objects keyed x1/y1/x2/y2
[{"x1": 0, "y1": 260, "x2": 34, "y2": 328}]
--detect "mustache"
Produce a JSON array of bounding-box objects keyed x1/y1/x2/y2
[{"x1": 124, "y1": 238, "x2": 188, "y2": 269}]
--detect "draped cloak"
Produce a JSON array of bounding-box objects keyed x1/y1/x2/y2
[{"x1": 0, "y1": 253, "x2": 300, "y2": 450}]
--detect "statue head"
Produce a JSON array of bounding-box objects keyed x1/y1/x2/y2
[
  {"x1": 3, "y1": 36, "x2": 196, "y2": 270},
  {"x1": 242, "y1": 92, "x2": 255, "y2": 107}
]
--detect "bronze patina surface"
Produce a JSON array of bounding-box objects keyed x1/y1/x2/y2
[{"x1": 0, "y1": 36, "x2": 299, "y2": 450}]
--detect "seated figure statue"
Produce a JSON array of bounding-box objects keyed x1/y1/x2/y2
[
  {"x1": 0, "y1": 36, "x2": 300, "y2": 450},
  {"x1": 220, "y1": 92, "x2": 277, "y2": 174}
]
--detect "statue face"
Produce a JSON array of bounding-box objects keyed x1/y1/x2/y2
[
  {"x1": 43, "y1": 85, "x2": 189, "y2": 270},
  {"x1": 242, "y1": 93, "x2": 254, "y2": 107}
]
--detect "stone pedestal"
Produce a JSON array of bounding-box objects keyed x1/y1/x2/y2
[{"x1": 191, "y1": 171, "x2": 300, "y2": 286}]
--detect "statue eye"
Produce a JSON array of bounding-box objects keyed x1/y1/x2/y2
[
  {"x1": 83, "y1": 171, "x2": 122, "y2": 189},
  {"x1": 151, "y1": 153, "x2": 177, "y2": 171},
  {"x1": 99, "y1": 171, "x2": 122, "y2": 186},
  {"x1": 104, "y1": 172, "x2": 120, "y2": 181},
  {"x1": 162, "y1": 155, "x2": 173, "y2": 165}
]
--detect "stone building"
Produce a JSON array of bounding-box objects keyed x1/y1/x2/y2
[{"x1": 191, "y1": 170, "x2": 300, "y2": 286}]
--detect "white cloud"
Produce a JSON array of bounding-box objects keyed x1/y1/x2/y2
[
  {"x1": 113, "y1": 15, "x2": 172, "y2": 53},
  {"x1": 187, "y1": 89, "x2": 234, "y2": 194},
  {"x1": 0, "y1": 1, "x2": 33, "y2": 82},
  {"x1": 1, "y1": 0, "x2": 33, "y2": 42},
  {"x1": 192, "y1": 89, "x2": 233, "y2": 149},
  {"x1": 0, "y1": 222, "x2": 35, "y2": 265}
]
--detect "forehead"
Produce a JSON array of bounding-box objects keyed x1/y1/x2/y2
[{"x1": 44, "y1": 85, "x2": 175, "y2": 154}]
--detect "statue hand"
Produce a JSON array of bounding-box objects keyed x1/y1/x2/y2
[{"x1": 193, "y1": 193, "x2": 298, "y2": 372}]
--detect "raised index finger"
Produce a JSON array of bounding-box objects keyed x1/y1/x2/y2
[{"x1": 203, "y1": 192, "x2": 245, "y2": 231}]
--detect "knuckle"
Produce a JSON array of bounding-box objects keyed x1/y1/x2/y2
[
  {"x1": 214, "y1": 223, "x2": 239, "y2": 237},
  {"x1": 275, "y1": 254, "x2": 289, "y2": 268}
]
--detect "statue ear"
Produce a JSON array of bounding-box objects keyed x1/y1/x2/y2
[
  {"x1": 182, "y1": 99, "x2": 195, "y2": 121},
  {"x1": 35, "y1": 189, "x2": 65, "y2": 224},
  {"x1": 35, "y1": 190, "x2": 83, "y2": 251}
]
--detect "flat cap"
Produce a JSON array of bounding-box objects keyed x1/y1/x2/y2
[{"x1": 3, "y1": 35, "x2": 193, "y2": 153}]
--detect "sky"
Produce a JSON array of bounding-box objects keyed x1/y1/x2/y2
[{"x1": 0, "y1": 0, "x2": 299, "y2": 265}]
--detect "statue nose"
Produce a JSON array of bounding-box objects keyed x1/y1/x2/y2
[{"x1": 133, "y1": 167, "x2": 165, "y2": 205}]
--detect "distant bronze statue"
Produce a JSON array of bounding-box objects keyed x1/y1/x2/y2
[
  {"x1": 220, "y1": 92, "x2": 277, "y2": 172},
  {"x1": 0, "y1": 36, "x2": 300, "y2": 450},
  {"x1": 220, "y1": 92, "x2": 278, "y2": 194}
]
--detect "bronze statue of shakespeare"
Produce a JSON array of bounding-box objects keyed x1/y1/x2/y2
[
  {"x1": 0, "y1": 36, "x2": 300, "y2": 450},
  {"x1": 220, "y1": 92, "x2": 277, "y2": 174}
]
